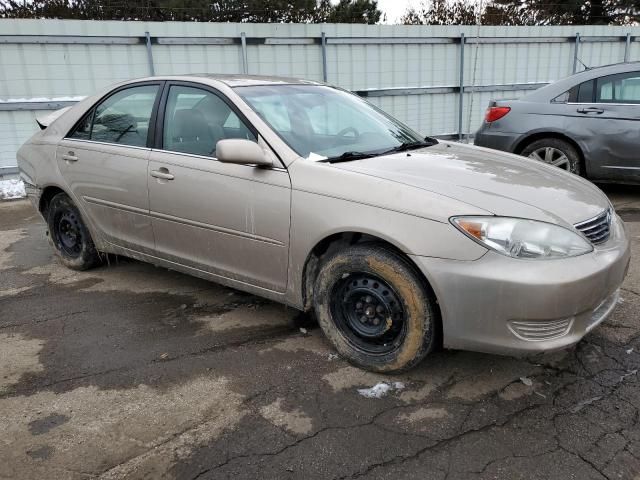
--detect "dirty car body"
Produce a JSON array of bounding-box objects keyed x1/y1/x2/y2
[{"x1": 17, "y1": 75, "x2": 631, "y2": 372}]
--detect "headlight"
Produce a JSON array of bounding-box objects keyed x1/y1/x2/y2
[{"x1": 451, "y1": 216, "x2": 593, "y2": 259}]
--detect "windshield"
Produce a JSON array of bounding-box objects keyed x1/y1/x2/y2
[{"x1": 234, "y1": 84, "x2": 426, "y2": 160}]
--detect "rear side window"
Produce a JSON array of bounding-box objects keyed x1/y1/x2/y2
[
  {"x1": 69, "y1": 85, "x2": 159, "y2": 147},
  {"x1": 551, "y1": 91, "x2": 570, "y2": 103},
  {"x1": 162, "y1": 85, "x2": 256, "y2": 157},
  {"x1": 577, "y1": 80, "x2": 595, "y2": 103},
  {"x1": 596, "y1": 71, "x2": 640, "y2": 103}
]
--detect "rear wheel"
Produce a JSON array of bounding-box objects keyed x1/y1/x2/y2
[
  {"x1": 521, "y1": 138, "x2": 582, "y2": 175},
  {"x1": 47, "y1": 193, "x2": 101, "y2": 271},
  {"x1": 313, "y1": 244, "x2": 437, "y2": 373}
]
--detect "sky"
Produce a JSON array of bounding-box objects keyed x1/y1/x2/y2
[{"x1": 377, "y1": 0, "x2": 424, "y2": 24}]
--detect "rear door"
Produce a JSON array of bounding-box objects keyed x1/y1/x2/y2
[
  {"x1": 147, "y1": 82, "x2": 291, "y2": 292},
  {"x1": 566, "y1": 71, "x2": 640, "y2": 181},
  {"x1": 57, "y1": 82, "x2": 162, "y2": 254}
]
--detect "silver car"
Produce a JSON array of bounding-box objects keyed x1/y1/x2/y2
[
  {"x1": 17, "y1": 75, "x2": 630, "y2": 372},
  {"x1": 475, "y1": 62, "x2": 640, "y2": 182}
]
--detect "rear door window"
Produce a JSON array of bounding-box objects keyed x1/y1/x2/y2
[
  {"x1": 596, "y1": 71, "x2": 640, "y2": 104},
  {"x1": 90, "y1": 85, "x2": 158, "y2": 146},
  {"x1": 577, "y1": 80, "x2": 595, "y2": 103}
]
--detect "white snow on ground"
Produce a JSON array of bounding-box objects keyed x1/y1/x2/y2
[
  {"x1": 0, "y1": 179, "x2": 26, "y2": 200},
  {"x1": 357, "y1": 382, "x2": 405, "y2": 399}
]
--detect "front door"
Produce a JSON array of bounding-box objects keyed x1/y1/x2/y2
[
  {"x1": 147, "y1": 83, "x2": 291, "y2": 293},
  {"x1": 56, "y1": 83, "x2": 162, "y2": 254}
]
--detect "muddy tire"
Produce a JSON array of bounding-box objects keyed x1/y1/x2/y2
[
  {"x1": 313, "y1": 244, "x2": 437, "y2": 373},
  {"x1": 521, "y1": 138, "x2": 582, "y2": 175},
  {"x1": 46, "y1": 193, "x2": 101, "y2": 271}
]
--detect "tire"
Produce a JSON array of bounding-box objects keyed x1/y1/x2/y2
[
  {"x1": 46, "y1": 193, "x2": 101, "y2": 271},
  {"x1": 313, "y1": 244, "x2": 437, "y2": 373},
  {"x1": 521, "y1": 138, "x2": 582, "y2": 175}
]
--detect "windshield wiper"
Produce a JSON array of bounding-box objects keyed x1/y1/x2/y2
[
  {"x1": 320, "y1": 151, "x2": 380, "y2": 164},
  {"x1": 381, "y1": 137, "x2": 439, "y2": 155},
  {"x1": 319, "y1": 137, "x2": 438, "y2": 164}
]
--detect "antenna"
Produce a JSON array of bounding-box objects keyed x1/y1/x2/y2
[{"x1": 575, "y1": 57, "x2": 591, "y2": 71}]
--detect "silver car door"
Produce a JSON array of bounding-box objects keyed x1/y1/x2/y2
[{"x1": 147, "y1": 83, "x2": 291, "y2": 293}]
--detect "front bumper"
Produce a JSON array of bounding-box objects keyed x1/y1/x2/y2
[{"x1": 411, "y1": 214, "x2": 631, "y2": 356}]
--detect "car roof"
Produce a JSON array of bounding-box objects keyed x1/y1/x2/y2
[
  {"x1": 522, "y1": 61, "x2": 640, "y2": 102},
  {"x1": 123, "y1": 74, "x2": 322, "y2": 88}
]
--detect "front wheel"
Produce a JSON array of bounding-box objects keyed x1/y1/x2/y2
[
  {"x1": 46, "y1": 192, "x2": 102, "y2": 271},
  {"x1": 521, "y1": 138, "x2": 582, "y2": 175},
  {"x1": 313, "y1": 244, "x2": 437, "y2": 373}
]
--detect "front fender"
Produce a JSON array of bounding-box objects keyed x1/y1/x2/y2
[{"x1": 284, "y1": 189, "x2": 487, "y2": 308}]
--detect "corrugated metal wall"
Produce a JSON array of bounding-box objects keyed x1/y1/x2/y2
[{"x1": 2, "y1": 20, "x2": 640, "y2": 169}]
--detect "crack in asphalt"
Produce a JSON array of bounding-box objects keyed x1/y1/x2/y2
[
  {"x1": 0, "y1": 309, "x2": 90, "y2": 330},
  {"x1": 186, "y1": 333, "x2": 640, "y2": 480},
  {"x1": 96, "y1": 387, "x2": 274, "y2": 479},
  {"x1": 3, "y1": 200, "x2": 640, "y2": 480}
]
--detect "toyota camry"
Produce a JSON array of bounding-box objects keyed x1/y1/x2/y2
[{"x1": 17, "y1": 75, "x2": 631, "y2": 372}]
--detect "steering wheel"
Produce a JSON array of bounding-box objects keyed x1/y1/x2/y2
[{"x1": 336, "y1": 127, "x2": 360, "y2": 138}]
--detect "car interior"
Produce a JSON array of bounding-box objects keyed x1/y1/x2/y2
[{"x1": 163, "y1": 90, "x2": 256, "y2": 157}]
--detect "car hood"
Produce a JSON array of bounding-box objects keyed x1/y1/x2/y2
[{"x1": 331, "y1": 141, "x2": 610, "y2": 226}]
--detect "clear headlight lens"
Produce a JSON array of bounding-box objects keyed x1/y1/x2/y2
[{"x1": 451, "y1": 216, "x2": 593, "y2": 259}]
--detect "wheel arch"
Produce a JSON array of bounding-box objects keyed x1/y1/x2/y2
[
  {"x1": 514, "y1": 131, "x2": 585, "y2": 161},
  {"x1": 301, "y1": 231, "x2": 443, "y2": 347},
  {"x1": 38, "y1": 184, "x2": 68, "y2": 217}
]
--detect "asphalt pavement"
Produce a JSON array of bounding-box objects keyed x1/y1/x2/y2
[{"x1": 1, "y1": 185, "x2": 640, "y2": 480}]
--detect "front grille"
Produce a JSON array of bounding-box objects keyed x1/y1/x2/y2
[
  {"x1": 508, "y1": 318, "x2": 573, "y2": 341},
  {"x1": 574, "y1": 209, "x2": 612, "y2": 245}
]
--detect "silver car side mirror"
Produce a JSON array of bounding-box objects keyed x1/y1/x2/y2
[{"x1": 216, "y1": 139, "x2": 272, "y2": 167}]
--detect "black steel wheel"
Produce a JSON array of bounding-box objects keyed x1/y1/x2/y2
[
  {"x1": 53, "y1": 209, "x2": 83, "y2": 258},
  {"x1": 313, "y1": 244, "x2": 438, "y2": 373},
  {"x1": 331, "y1": 273, "x2": 407, "y2": 355},
  {"x1": 46, "y1": 192, "x2": 101, "y2": 271}
]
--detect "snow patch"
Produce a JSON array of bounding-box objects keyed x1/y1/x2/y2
[
  {"x1": 520, "y1": 376, "x2": 533, "y2": 386},
  {"x1": 357, "y1": 381, "x2": 405, "y2": 399},
  {"x1": 0, "y1": 179, "x2": 26, "y2": 200}
]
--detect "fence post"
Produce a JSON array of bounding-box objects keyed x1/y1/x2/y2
[
  {"x1": 321, "y1": 32, "x2": 328, "y2": 82},
  {"x1": 458, "y1": 33, "x2": 465, "y2": 141},
  {"x1": 625, "y1": 33, "x2": 631, "y2": 63},
  {"x1": 240, "y1": 32, "x2": 248, "y2": 74},
  {"x1": 572, "y1": 32, "x2": 580, "y2": 73},
  {"x1": 144, "y1": 31, "x2": 155, "y2": 76}
]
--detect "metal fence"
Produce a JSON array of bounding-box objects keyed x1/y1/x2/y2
[{"x1": 2, "y1": 20, "x2": 640, "y2": 174}]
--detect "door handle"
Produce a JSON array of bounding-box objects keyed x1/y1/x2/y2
[
  {"x1": 577, "y1": 107, "x2": 604, "y2": 114},
  {"x1": 62, "y1": 151, "x2": 78, "y2": 162},
  {"x1": 150, "y1": 168, "x2": 175, "y2": 180}
]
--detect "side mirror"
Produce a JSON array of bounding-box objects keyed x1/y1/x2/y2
[{"x1": 216, "y1": 139, "x2": 272, "y2": 167}]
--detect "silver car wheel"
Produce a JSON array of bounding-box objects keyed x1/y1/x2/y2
[{"x1": 528, "y1": 147, "x2": 570, "y2": 170}]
